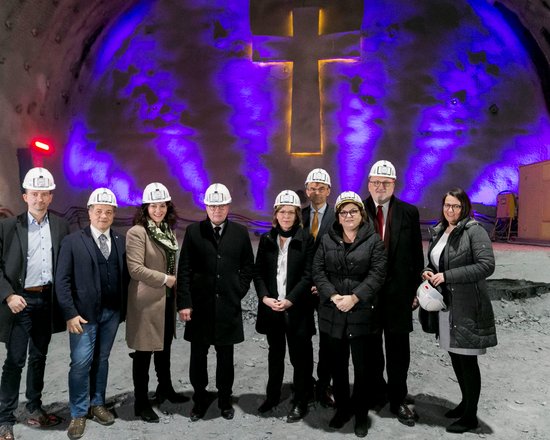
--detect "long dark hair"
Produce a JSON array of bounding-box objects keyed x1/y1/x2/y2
[
  {"x1": 440, "y1": 188, "x2": 472, "y2": 227},
  {"x1": 133, "y1": 201, "x2": 178, "y2": 229}
]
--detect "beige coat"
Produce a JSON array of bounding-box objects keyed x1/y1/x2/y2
[{"x1": 126, "y1": 224, "x2": 176, "y2": 351}]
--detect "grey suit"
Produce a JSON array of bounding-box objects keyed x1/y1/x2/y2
[{"x1": 0, "y1": 211, "x2": 69, "y2": 425}]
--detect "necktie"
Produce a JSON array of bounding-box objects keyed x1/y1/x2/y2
[
  {"x1": 98, "y1": 234, "x2": 110, "y2": 259},
  {"x1": 311, "y1": 209, "x2": 319, "y2": 240},
  {"x1": 376, "y1": 205, "x2": 384, "y2": 240},
  {"x1": 214, "y1": 226, "x2": 221, "y2": 242}
]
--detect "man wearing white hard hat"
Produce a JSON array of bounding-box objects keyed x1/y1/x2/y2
[
  {"x1": 364, "y1": 160, "x2": 424, "y2": 427},
  {"x1": 56, "y1": 188, "x2": 129, "y2": 440},
  {"x1": 177, "y1": 183, "x2": 254, "y2": 422},
  {"x1": 0, "y1": 168, "x2": 70, "y2": 440},
  {"x1": 302, "y1": 168, "x2": 335, "y2": 407}
]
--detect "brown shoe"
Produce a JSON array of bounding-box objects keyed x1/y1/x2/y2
[
  {"x1": 67, "y1": 417, "x2": 86, "y2": 440},
  {"x1": 88, "y1": 406, "x2": 114, "y2": 426},
  {"x1": 0, "y1": 424, "x2": 14, "y2": 440}
]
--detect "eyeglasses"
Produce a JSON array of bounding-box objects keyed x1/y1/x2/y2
[
  {"x1": 339, "y1": 209, "x2": 360, "y2": 218},
  {"x1": 307, "y1": 186, "x2": 328, "y2": 193},
  {"x1": 278, "y1": 210, "x2": 296, "y2": 216},
  {"x1": 444, "y1": 203, "x2": 462, "y2": 211},
  {"x1": 207, "y1": 205, "x2": 229, "y2": 211},
  {"x1": 369, "y1": 180, "x2": 394, "y2": 188}
]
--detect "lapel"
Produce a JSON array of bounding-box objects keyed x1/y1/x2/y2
[
  {"x1": 318, "y1": 204, "x2": 333, "y2": 238},
  {"x1": 110, "y1": 229, "x2": 125, "y2": 271},
  {"x1": 81, "y1": 226, "x2": 100, "y2": 267},
  {"x1": 199, "y1": 219, "x2": 220, "y2": 247},
  {"x1": 48, "y1": 213, "x2": 61, "y2": 262},
  {"x1": 389, "y1": 197, "x2": 402, "y2": 257},
  {"x1": 302, "y1": 206, "x2": 311, "y2": 231},
  {"x1": 15, "y1": 213, "x2": 29, "y2": 278}
]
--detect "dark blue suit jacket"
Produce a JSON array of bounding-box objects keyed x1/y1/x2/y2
[
  {"x1": 302, "y1": 204, "x2": 335, "y2": 254},
  {"x1": 55, "y1": 226, "x2": 128, "y2": 324}
]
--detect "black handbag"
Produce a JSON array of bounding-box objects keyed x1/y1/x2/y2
[{"x1": 418, "y1": 307, "x2": 439, "y2": 334}]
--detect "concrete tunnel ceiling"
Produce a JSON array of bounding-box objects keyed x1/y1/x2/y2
[{"x1": 1, "y1": 0, "x2": 550, "y2": 219}]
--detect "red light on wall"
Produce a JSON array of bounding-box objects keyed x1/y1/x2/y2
[{"x1": 31, "y1": 139, "x2": 54, "y2": 154}]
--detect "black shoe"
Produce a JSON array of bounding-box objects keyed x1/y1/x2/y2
[
  {"x1": 446, "y1": 417, "x2": 479, "y2": 434},
  {"x1": 221, "y1": 407, "x2": 235, "y2": 420},
  {"x1": 258, "y1": 398, "x2": 279, "y2": 414},
  {"x1": 154, "y1": 388, "x2": 190, "y2": 404},
  {"x1": 328, "y1": 410, "x2": 352, "y2": 429},
  {"x1": 134, "y1": 405, "x2": 159, "y2": 423},
  {"x1": 189, "y1": 392, "x2": 216, "y2": 422},
  {"x1": 354, "y1": 413, "x2": 369, "y2": 438},
  {"x1": 190, "y1": 404, "x2": 206, "y2": 422},
  {"x1": 391, "y1": 403, "x2": 417, "y2": 427},
  {"x1": 286, "y1": 404, "x2": 307, "y2": 423},
  {"x1": 445, "y1": 403, "x2": 465, "y2": 418}
]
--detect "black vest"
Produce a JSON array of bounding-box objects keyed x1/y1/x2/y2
[{"x1": 94, "y1": 238, "x2": 121, "y2": 310}]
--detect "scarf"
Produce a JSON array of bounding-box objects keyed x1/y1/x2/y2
[
  {"x1": 276, "y1": 223, "x2": 300, "y2": 238},
  {"x1": 146, "y1": 218, "x2": 178, "y2": 275}
]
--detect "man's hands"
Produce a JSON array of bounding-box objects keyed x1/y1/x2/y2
[
  {"x1": 67, "y1": 316, "x2": 88, "y2": 334},
  {"x1": 6, "y1": 294, "x2": 27, "y2": 314},
  {"x1": 179, "y1": 308, "x2": 192, "y2": 322}
]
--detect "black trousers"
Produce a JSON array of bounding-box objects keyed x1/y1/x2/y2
[
  {"x1": 264, "y1": 324, "x2": 313, "y2": 406},
  {"x1": 189, "y1": 342, "x2": 234, "y2": 407},
  {"x1": 328, "y1": 333, "x2": 374, "y2": 414},
  {"x1": 0, "y1": 290, "x2": 52, "y2": 425},
  {"x1": 316, "y1": 330, "x2": 331, "y2": 388},
  {"x1": 368, "y1": 330, "x2": 411, "y2": 408},
  {"x1": 449, "y1": 352, "x2": 481, "y2": 419},
  {"x1": 132, "y1": 296, "x2": 176, "y2": 408}
]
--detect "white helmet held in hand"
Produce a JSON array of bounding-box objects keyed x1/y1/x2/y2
[
  {"x1": 335, "y1": 191, "x2": 364, "y2": 211},
  {"x1": 87, "y1": 188, "x2": 118, "y2": 208},
  {"x1": 305, "y1": 168, "x2": 331, "y2": 187},
  {"x1": 22, "y1": 167, "x2": 56, "y2": 190},
  {"x1": 369, "y1": 160, "x2": 397, "y2": 180},
  {"x1": 417, "y1": 280, "x2": 446, "y2": 312},
  {"x1": 274, "y1": 190, "x2": 301, "y2": 208},
  {"x1": 204, "y1": 183, "x2": 232, "y2": 205},
  {"x1": 142, "y1": 182, "x2": 171, "y2": 204}
]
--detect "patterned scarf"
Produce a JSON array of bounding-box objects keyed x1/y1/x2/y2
[{"x1": 146, "y1": 218, "x2": 178, "y2": 275}]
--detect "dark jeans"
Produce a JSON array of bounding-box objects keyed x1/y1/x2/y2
[
  {"x1": 368, "y1": 331, "x2": 411, "y2": 408},
  {"x1": 0, "y1": 291, "x2": 52, "y2": 425},
  {"x1": 265, "y1": 326, "x2": 313, "y2": 406},
  {"x1": 189, "y1": 342, "x2": 234, "y2": 408},
  {"x1": 328, "y1": 333, "x2": 373, "y2": 414}
]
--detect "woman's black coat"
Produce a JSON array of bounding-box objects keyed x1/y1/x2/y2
[
  {"x1": 253, "y1": 227, "x2": 315, "y2": 337},
  {"x1": 312, "y1": 220, "x2": 387, "y2": 339}
]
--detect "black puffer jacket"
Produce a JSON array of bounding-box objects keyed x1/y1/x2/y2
[
  {"x1": 425, "y1": 218, "x2": 497, "y2": 349},
  {"x1": 312, "y1": 221, "x2": 386, "y2": 339}
]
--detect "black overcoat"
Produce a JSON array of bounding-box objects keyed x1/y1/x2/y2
[
  {"x1": 313, "y1": 221, "x2": 387, "y2": 339},
  {"x1": 253, "y1": 227, "x2": 315, "y2": 336},
  {"x1": 176, "y1": 219, "x2": 254, "y2": 346},
  {"x1": 365, "y1": 195, "x2": 424, "y2": 333},
  {"x1": 0, "y1": 212, "x2": 70, "y2": 342}
]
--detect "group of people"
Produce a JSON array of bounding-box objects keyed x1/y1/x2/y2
[{"x1": 0, "y1": 161, "x2": 497, "y2": 440}]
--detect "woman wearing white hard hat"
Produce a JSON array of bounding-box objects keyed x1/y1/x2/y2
[
  {"x1": 253, "y1": 190, "x2": 315, "y2": 423},
  {"x1": 125, "y1": 183, "x2": 188, "y2": 423},
  {"x1": 422, "y1": 188, "x2": 496, "y2": 434},
  {"x1": 312, "y1": 191, "x2": 386, "y2": 437}
]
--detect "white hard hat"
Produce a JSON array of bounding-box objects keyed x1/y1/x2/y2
[
  {"x1": 274, "y1": 190, "x2": 301, "y2": 208},
  {"x1": 417, "y1": 280, "x2": 446, "y2": 312},
  {"x1": 369, "y1": 160, "x2": 397, "y2": 179},
  {"x1": 142, "y1": 182, "x2": 171, "y2": 204},
  {"x1": 203, "y1": 183, "x2": 232, "y2": 205},
  {"x1": 305, "y1": 168, "x2": 331, "y2": 187},
  {"x1": 87, "y1": 188, "x2": 118, "y2": 208},
  {"x1": 22, "y1": 167, "x2": 56, "y2": 190},
  {"x1": 335, "y1": 191, "x2": 364, "y2": 211}
]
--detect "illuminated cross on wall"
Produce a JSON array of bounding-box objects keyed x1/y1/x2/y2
[{"x1": 250, "y1": 1, "x2": 363, "y2": 156}]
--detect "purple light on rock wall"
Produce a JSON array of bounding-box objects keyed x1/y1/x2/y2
[{"x1": 65, "y1": 120, "x2": 142, "y2": 205}]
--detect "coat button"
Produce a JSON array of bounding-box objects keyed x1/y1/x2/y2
[
  {"x1": 217, "y1": 255, "x2": 221, "y2": 259},
  {"x1": 217, "y1": 274, "x2": 220, "y2": 279}
]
